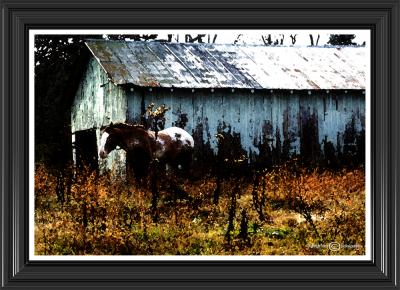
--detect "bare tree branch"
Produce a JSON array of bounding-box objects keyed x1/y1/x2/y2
[
  {"x1": 290, "y1": 34, "x2": 297, "y2": 45},
  {"x1": 261, "y1": 34, "x2": 272, "y2": 46},
  {"x1": 234, "y1": 34, "x2": 243, "y2": 44},
  {"x1": 309, "y1": 34, "x2": 314, "y2": 46}
]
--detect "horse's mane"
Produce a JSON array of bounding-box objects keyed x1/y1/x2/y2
[{"x1": 104, "y1": 122, "x2": 145, "y2": 131}]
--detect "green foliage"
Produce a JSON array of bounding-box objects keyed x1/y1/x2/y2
[
  {"x1": 35, "y1": 35, "x2": 93, "y2": 167},
  {"x1": 327, "y1": 34, "x2": 357, "y2": 46}
]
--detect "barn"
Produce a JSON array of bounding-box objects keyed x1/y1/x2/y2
[{"x1": 71, "y1": 39, "x2": 366, "y2": 175}]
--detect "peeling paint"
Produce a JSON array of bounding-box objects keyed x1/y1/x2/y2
[
  {"x1": 71, "y1": 58, "x2": 127, "y2": 175},
  {"x1": 129, "y1": 88, "x2": 365, "y2": 169},
  {"x1": 72, "y1": 46, "x2": 366, "y2": 174}
]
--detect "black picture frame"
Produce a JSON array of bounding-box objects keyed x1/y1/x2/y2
[{"x1": 1, "y1": 0, "x2": 399, "y2": 289}]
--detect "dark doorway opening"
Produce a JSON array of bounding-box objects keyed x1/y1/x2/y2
[{"x1": 74, "y1": 129, "x2": 98, "y2": 171}]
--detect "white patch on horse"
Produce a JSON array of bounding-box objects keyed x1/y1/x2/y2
[
  {"x1": 99, "y1": 132, "x2": 110, "y2": 156},
  {"x1": 162, "y1": 127, "x2": 194, "y2": 148},
  {"x1": 154, "y1": 136, "x2": 167, "y2": 159}
]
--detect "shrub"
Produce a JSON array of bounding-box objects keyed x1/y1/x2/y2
[{"x1": 34, "y1": 162, "x2": 365, "y2": 256}]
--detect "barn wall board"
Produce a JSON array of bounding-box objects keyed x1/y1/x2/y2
[
  {"x1": 71, "y1": 57, "x2": 128, "y2": 175},
  {"x1": 72, "y1": 46, "x2": 366, "y2": 173},
  {"x1": 125, "y1": 88, "x2": 365, "y2": 166}
]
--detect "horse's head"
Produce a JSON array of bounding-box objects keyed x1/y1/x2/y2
[
  {"x1": 99, "y1": 124, "x2": 121, "y2": 159},
  {"x1": 99, "y1": 123, "x2": 149, "y2": 159}
]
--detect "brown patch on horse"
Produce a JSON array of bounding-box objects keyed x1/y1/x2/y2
[
  {"x1": 100, "y1": 123, "x2": 194, "y2": 179},
  {"x1": 101, "y1": 123, "x2": 155, "y2": 180},
  {"x1": 155, "y1": 132, "x2": 193, "y2": 172}
]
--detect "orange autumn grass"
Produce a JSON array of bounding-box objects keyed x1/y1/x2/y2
[{"x1": 34, "y1": 163, "x2": 365, "y2": 256}]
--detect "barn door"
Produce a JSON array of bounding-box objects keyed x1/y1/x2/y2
[{"x1": 73, "y1": 129, "x2": 98, "y2": 171}]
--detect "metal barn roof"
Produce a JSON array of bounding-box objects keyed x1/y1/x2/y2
[{"x1": 85, "y1": 40, "x2": 366, "y2": 90}]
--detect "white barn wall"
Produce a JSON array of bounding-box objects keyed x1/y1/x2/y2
[
  {"x1": 71, "y1": 56, "x2": 365, "y2": 173},
  {"x1": 71, "y1": 57, "x2": 128, "y2": 175},
  {"x1": 127, "y1": 88, "x2": 365, "y2": 162}
]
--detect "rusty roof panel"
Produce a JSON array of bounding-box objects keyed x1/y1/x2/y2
[{"x1": 85, "y1": 40, "x2": 367, "y2": 90}]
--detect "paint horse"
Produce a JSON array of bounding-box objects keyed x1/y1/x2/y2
[{"x1": 98, "y1": 123, "x2": 194, "y2": 179}]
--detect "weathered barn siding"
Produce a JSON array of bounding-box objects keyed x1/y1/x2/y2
[
  {"x1": 126, "y1": 88, "x2": 365, "y2": 165},
  {"x1": 71, "y1": 58, "x2": 128, "y2": 175},
  {"x1": 72, "y1": 41, "x2": 367, "y2": 174}
]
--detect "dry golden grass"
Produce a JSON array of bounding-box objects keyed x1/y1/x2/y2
[{"x1": 34, "y1": 162, "x2": 365, "y2": 256}]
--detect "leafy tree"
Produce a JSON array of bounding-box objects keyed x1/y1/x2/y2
[
  {"x1": 105, "y1": 34, "x2": 158, "y2": 41},
  {"x1": 35, "y1": 35, "x2": 92, "y2": 168},
  {"x1": 261, "y1": 34, "x2": 285, "y2": 46},
  {"x1": 327, "y1": 34, "x2": 357, "y2": 46}
]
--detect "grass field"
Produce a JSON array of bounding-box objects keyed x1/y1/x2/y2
[{"x1": 34, "y1": 162, "x2": 365, "y2": 256}]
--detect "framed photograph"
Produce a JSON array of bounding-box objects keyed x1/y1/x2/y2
[{"x1": 1, "y1": 0, "x2": 399, "y2": 289}]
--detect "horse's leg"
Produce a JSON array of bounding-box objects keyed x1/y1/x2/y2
[
  {"x1": 176, "y1": 147, "x2": 194, "y2": 178},
  {"x1": 166, "y1": 159, "x2": 192, "y2": 202},
  {"x1": 165, "y1": 163, "x2": 172, "y2": 174},
  {"x1": 129, "y1": 148, "x2": 152, "y2": 186}
]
